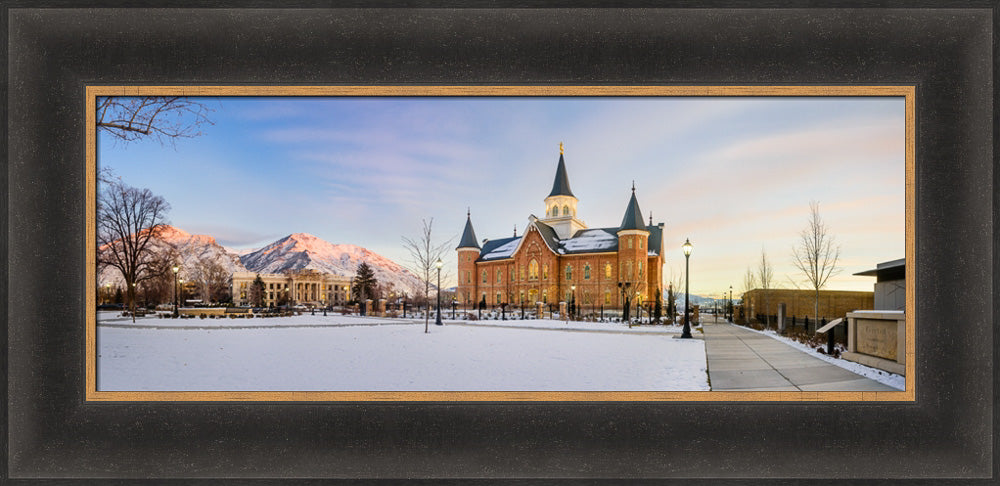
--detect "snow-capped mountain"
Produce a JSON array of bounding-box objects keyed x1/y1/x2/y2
[
  {"x1": 99, "y1": 228, "x2": 427, "y2": 297},
  {"x1": 239, "y1": 233, "x2": 425, "y2": 296},
  {"x1": 98, "y1": 225, "x2": 247, "y2": 286}
]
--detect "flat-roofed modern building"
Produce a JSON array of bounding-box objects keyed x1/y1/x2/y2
[{"x1": 854, "y1": 258, "x2": 905, "y2": 311}]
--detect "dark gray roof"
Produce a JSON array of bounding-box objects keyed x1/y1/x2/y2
[
  {"x1": 477, "y1": 236, "x2": 521, "y2": 261},
  {"x1": 618, "y1": 191, "x2": 646, "y2": 231},
  {"x1": 854, "y1": 258, "x2": 905, "y2": 279},
  {"x1": 646, "y1": 224, "x2": 662, "y2": 256},
  {"x1": 456, "y1": 214, "x2": 480, "y2": 250},
  {"x1": 547, "y1": 154, "x2": 575, "y2": 198},
  {"x1": 476, "y1": 223, "x2": 664, "y2": 260},
  {"x1": 533, "y1": 220, "x2": 562, "y2": 254}
]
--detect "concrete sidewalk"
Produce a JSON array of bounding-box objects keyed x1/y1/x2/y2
[{"x1": 703, "y1": 320, "x2": 898, "y2": 392}]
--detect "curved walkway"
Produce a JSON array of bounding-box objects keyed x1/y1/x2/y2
[{"x1": 703, "y1": 320, "x2": 898, "y2": 391}]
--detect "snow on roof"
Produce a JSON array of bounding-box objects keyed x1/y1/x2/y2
[
  {"x1": 480, "y1": 237, "x2": 521, "y2": 260},
  {"x1": 560, "y1": 229, "x2": 617, "y2": 253}
]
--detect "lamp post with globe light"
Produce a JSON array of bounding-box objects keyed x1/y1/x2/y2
[
  {"x1": 681, "y1": 238, "x2": 693, "y2": 339},
  {"x1": 172, "y1": 265, "x2": 179, "y2": 317},
  {"x1": 434, "y1": 258, "x2": 444, "y2": 326}
]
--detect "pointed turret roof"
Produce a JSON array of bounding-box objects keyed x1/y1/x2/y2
[
  {"x1": 457, "y1": 211, "x2": 481, "y2": 250},
  {"x1": 547, "y1": 153, "x2": 575, "y2": 198},
  {"x1": 618, "y1": 185, "x2": 647, "y2": 232}
]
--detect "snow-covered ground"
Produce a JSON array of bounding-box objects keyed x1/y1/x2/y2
[
  {"x1": 740, "y1": 324, "x2": 905, "y2": 390},
  {"x1": 97, "y1": 313, "x2": 708, "y2": 391}
]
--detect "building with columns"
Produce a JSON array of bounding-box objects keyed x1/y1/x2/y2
[
  {"x1": 231, "y1": 269, "x2": 352, "y2": 307},
  {"x1": 456, "y1": 145, "x2": 665, "y2": 310}
]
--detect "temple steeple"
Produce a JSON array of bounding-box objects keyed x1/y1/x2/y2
[
  {"x1": 547, "y1": 152, "x2": 575, "y2": 198},
  {"x1": 619, "y1": 185, "x2": 647, "y2": 231},
  {"x1": 457, "y1": 209, "x2": 481, "y2": 250},
  {"x1": 541, "y1": 144, "x2": 586, "y2": 239}
]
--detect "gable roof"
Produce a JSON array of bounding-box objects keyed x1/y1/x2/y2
[
  {"x1": 547, "y1": 154, "x2": 575, "y2": 198},
  {"x1": 476, "y1": 222, "x2": 664, "y2": 260}
]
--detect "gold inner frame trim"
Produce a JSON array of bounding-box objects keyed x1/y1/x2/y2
[{"x1": 85, "y1": 85, "x2": 916, "y2": 402}]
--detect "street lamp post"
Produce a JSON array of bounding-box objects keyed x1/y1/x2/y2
[
  {"x1": 434, "y1": 258, "x2": 443, "y2": 326},
  {"x1": 636, "y1": 291, "x2": 641, "y2": 324},
  {"x1": 172, "y1": 265, "x2": 179, "y2": 318},
  {"x1": 729, "y1": 285, "x2": 733, "y2": 322},
  {"x1": 571, "y1": 285, "x2": 576, "y2": 321},
  {"x1": 681, "y1": 238, "x2": 693, "y2": 339}
]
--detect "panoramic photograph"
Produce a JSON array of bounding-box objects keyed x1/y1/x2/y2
[{"x1": 94, "y1": 94, "x2": 907, "y2": 393}]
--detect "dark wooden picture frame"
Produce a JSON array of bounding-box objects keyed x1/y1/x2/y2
[{"x1": 5, "y1": 4, "x2": 995, "y2": 482}]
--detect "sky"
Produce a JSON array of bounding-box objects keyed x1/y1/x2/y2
[{"x1": 98, "y1": 96, "x2": 905, "y2": 295}]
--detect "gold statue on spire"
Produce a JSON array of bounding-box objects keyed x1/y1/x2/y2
[{"x1": 559, "y1": 142, "x2": 563, "y2": 155}]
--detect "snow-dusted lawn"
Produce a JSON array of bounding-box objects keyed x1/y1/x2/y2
[{"x1": 97, "y1": 313, "x2": 708, "y2": 391}]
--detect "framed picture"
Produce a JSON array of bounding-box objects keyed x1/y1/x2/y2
[
  {"x1": 6, "y1": 5, "x2": 994, "y2": 482},
  {"x1": 85, "y1": 86, "x2": 914, "y2": 403}
]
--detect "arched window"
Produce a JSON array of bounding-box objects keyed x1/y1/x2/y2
[
  {"x1": 639, "y1": 239, "x2": 644, "y2": 250},
  {"x1": 496, "y1": 269, "x2": 502, "y2": 284},
  {"x1": 625, "y1": 261, "x2": 633, "y2": 279},
  {"x1": 562, "y1": 205, "x2": 570, "y2": 216},
  {"x1": 565, "y1": 265, "x2": 573, "y2": 280},
  {"x1": 519, "y1": 291, "x2": 525, "y2": 304},
  {"x1": 584, "y1": 264, "x2": 591, "y2": 280},
  {"x1": 628, "y1": 238, "x2": 633, "y2": 249},
  {"x1": 542, "y1": 263, "x2": 549, "y2": 279},
  {"x1": 496, "y1": 292, "x2": 502, "y2": 304},
  {"x1": 482, "y1": 270, "x2": 487, "y2": 284},
  {"x1": 542, "y1": 289, "x2": 548, "y2": 303},
  {"x1": 604, "y1": 291, "x2": 611, "y2": 304},
  {"x1": 519, "y1": 265, "x2": 525, "y2": 281},
  {"x1": 529, "y1": 260, "x2": 539, "y2": 280},
  {"x1": 605, "y1": 263, "x2": 612, "y2": 279},
  {"x1": 465, "y1": 270, "x2": 471, "y2": 283},
  {"x1": 638, "y1": 261, "x2": 643, "y2": 277}
]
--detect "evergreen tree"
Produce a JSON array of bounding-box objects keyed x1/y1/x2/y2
[
  {"x1": 352, "y1": 262, "x2": 378, "y2": 305},
  {"x1": 249, "y1": 274, "x2": 266, "y2": 307},
  {"x1": 654, "y1": 292, "x2": 662, "y2": 323}
]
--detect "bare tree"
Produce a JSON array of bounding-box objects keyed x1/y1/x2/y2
[
  {"x1": 97, "y1": 96, "x2": 214, "y2": 145},
  {"x1": 191, "y1": 258, "x2": 230, "y2": 303},
  {"x1": 792, "y1": 201, "x2": 842, "y2": 323},
  {"x1": 757, "y1": 248, "x2": 775, "y2": 329},
  {"x1": 98, "y1": 180, "x2": 171, "y2": 322},
  {"x1": 741, "y1": 266, "x2": 757, "y2": 324},
  {"x1": 401, "y1": 218, "x2": 454, "y2": 333}
]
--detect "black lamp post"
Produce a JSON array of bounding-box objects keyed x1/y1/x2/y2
[
  {"x1": 434, "y1": 258, "x2": 443, "y2": 326},
  {"x1": 617, "y1": 281, "x2": 631, "y2": 326},
  {"x1": 172, "y1": 265, "x2": 179, "y2": 317},
  {"x1": 571, "y1": 284, "x2": 576, "y2": 321},
  {"x1": 728, "y1": 285, "x2": 733, "y2": 322},
  {"x1": 681, "y1": 238, "x2": 693, "y2": 339}
]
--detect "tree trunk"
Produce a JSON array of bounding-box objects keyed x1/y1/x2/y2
[
  {"x1": 127, "y1": 282, "x2": 136, "y2": 323},
  {"x1": 814, "y1": 288, "x2": 820, "y2": 324}
]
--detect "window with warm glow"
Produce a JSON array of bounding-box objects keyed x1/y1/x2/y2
[{"x1": 529, "y1": 260, "x2": 539, "y2": 279}]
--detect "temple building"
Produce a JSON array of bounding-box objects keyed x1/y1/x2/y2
[{"x1": 456, "y1": 145, "x2": 664, "y2": 310}]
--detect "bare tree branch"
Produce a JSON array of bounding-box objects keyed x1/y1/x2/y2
[
  {"x1": 401, "y1": 218, "x2": 455, "y2": 333},
  {"x1": 791, "y1": 201, "x2": 842, "y2": 322},
  {"x1": 97, "y1": 179, "x2": 171, "y2": 322},
  {"x1": 97, "y1": 96, "x2": 214, "y2": 146},
  {"x1": 757, "y1": 248, "x2": 774, "y2": 328}
]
